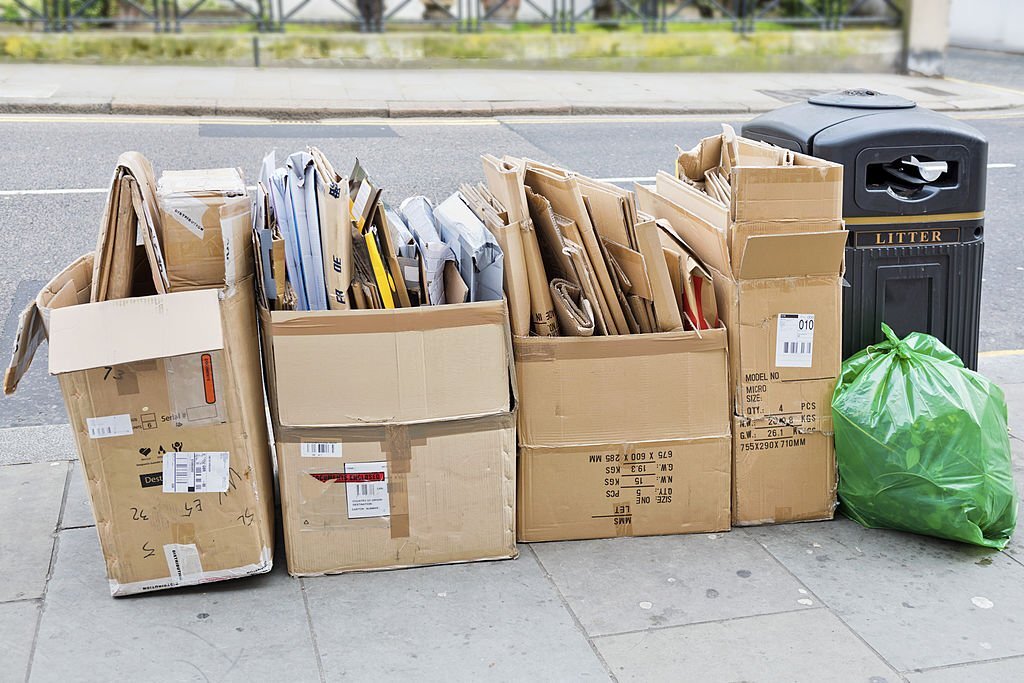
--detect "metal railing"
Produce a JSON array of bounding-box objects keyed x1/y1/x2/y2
[{"x1": 0, "y1": 0, "x2": 902, "y2": 33}]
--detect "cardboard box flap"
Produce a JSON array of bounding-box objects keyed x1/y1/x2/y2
[
  {"x1": 731, "y1": 165, "x2": 842, "y2": 224},
  {"x1": 4, "y1": 253, "x2": 94, "y2": 395},
  {"x1": 737, "y1": 231, "x2": 847, "y2": 280},
  {"x1": 157, "y1": 168, "x2": 247, "y2": 197},
  {"x1": 49, "y1": 288, "x2": 223, "y2": 375},
  {"x1": 267, "y1": 300, "x2": 511, "y2": 427}
]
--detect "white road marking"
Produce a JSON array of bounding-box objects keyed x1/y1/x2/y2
[{"x1": 0, "y1": 187, "x2": 108, "y2": 197}]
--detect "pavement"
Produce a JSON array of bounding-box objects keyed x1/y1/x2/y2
[
  {"x1": 0, "y1": 353, "x2": 1022, "y2": 682},
  {"x1": 1, "y1": 62, "x2": 1024, "y2": 118}
]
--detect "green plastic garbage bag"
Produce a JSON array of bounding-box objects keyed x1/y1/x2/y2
[{"x1": 832, "y1": 323, "x2": 1018, "y2": 548}]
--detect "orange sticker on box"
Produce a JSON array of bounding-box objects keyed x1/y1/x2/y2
[{"x1": 201, "y1": 353, "x2": 216, "y2": 405}]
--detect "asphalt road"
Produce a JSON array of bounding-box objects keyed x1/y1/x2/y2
[{"x1": 0, "y1": 110, "x2": 1022, "y2": 428}]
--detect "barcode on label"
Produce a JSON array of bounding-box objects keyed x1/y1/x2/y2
[
  {"x1": 301, "y1": 442, "x2": 341, "y2": 458},
  {"x1": 782, "y1": 341, "x2": 812, "y2": 355},
  {"x1": 345, "y1": 461, "x2": 390, "y2": 519},
  {"x1": 775, "y1": 313, "x2": 815, "y2": 368},
  {"x1": 175, "y1": 461, "x2": 191, "y2": 491},
  {"x1": 163, "y1": 452, "x2": 230, "y2": 493},
  {"x1": 86, "y1": 414, "x2": 133, "y2": 440}
]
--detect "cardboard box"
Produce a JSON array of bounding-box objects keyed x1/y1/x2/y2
[
  {"x1": 637, "y1": 134, "x2": 846, "y2": 525},
  {"x1": 515, "y1": 328, "x2": 732, "y2": 542},
  {"x1": 4, "y1": 257, "x2": 275, "y2": 596},
  {"x1": 157, "y1": 168, "x2": 250, "y2": 291},
  {"x1": 258, "y1": 298, "x2": 517, "y2": 575}
]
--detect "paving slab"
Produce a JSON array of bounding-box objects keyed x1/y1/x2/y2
[
  {"x1": 0, "y1": 600, "x2": 40, "y2": 683},
  {"x1": 31, "y1": 528, "x2": 320, "y2": 682},
  {"x1": 530, "y1": 532, "x2": 815, "y2": 638},
  {"x1": 60, "y1": 461, "x2": 95, "y2": 530},
  {"x1": 0, "y1": 424, "x2": 77, "y2": 467},
  {"x1": 594, "y1": 608, "x2": 899, "y2": 683},
  {"x1": 0, "y1": 461, "x2": 68, "y2": 602},
  {"x1": 746, "y1": 517, "x2": 1024, "y2": 672},
  {"x1": 978, "y1": 355, "x2": 1024, "y2": 387},
  {"x1": 1002, "y1": 382, "x2": 1024, "y2": 436},
  {"x1": 905, "y1": 655, "x2": 1024, "y2": 682},
  {"x1": 302, "y1": 547, "x2": 608, "y2": 681}
]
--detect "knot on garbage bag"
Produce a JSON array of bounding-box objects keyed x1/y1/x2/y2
[{"x1": 880, "y1": 322, "x2": 911, "y2": 359}]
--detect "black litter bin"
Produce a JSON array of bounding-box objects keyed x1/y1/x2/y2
[{"x1": 742, "y1": 89, "x2": 987, "y2": 369}]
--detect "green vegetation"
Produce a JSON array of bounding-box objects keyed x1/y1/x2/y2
[{"x1": 0, "y1": 27, "x2": 900, "y2": 71}]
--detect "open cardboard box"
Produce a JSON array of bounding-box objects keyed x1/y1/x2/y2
[
  {"x1": 257, "y1": 285, "x2": 518, "y2": 575},
  {"x1": 4, "y1": 256, "x2": 275, "y2": 596},
  {"x1": 638, "y1": 133, "x2": 847, "y2": 526}
]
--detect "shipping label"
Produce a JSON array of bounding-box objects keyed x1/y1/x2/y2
[
  {"x1": 86, "y1": 414, "x2": 134, "y2": 439},
  {"x1": 164, "y1": 543, "x2": 203, "y2": 584},
  {"x1": 162, "y1": 452, "x2": 230, "y2": 493},
  {"x1": 344, "y1": 461, "x2": 389, "y2": 519},
  {"x1": 775, "y1": 313, "x2": 815, "y2": 368}
]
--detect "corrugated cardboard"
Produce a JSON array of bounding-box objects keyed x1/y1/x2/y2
[
  {"x1": 519, "y1": 437, "x2": 731, "y2": 542},
  {"x1": 276, "y1": 414, "x2": 515, "y2": 575},
  {"x1": 732, "y1": 415, "x2": 836, "y2": 525},
  {"x1": 4, "y1": 258, "x2": 275, "y2": 596},
  {"x1": 157, "y1": 168, "x2": 250, "y2": 291},
  {"x1": 258, "y1": 292, "x2": 518, "y2": 575},
  {"x1": 515, "y1": 327, "x2": 732, "y2": 542},
  {"x1": 263, "y1": 302, "x2": 510, "y2": 428},
  {"x1": 639, "y1": 134, "x2": 846, "y2": 526}
]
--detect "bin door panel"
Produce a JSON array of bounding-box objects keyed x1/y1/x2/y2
[{"x1": 873, "y1": 260, "x2": 947, "y2": 341}]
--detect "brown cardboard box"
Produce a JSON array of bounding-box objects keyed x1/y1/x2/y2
[
  {"x1": 4, "y1": 257, "x2": 275, "y2": 596},
  {"x1": 157, "y1": 168, "x2": 250, "y2": 291},
  {"x1": 258, "y1": 298, "x2": 517, "y2": 575},
  {"x1": 515, "y1": 328, "x2": 732, "y2": 542},
  {"x1": 637, "y1": 133, "x2": 846, "y2": 526}
]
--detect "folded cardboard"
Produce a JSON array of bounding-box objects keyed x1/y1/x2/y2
[
  {"x1": 5, "y1": 257, "x2": 274, "y2": 596},
  {"x1": 515, "y1": 328, "x2": 732, "y2": 542},
  {"x1": 258, "y1": 290, "x2": 517, "y2": 575},
  {"x1": 638, "y1": 133, "x2": 846, "y2": 526},
  {"x1": 157, "y1": 168, "x2": 250, "y2": 291}
]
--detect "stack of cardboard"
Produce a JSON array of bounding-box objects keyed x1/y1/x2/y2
[
  {"x1": 254, "y1": 151, "x2": 501, "y2": 313},
  {"x1": 4, "y1": 153, "x2": 275, "y2": 596},
  {"x1": 637, "y1": 127, "x2": 847, "y2": 525},
  {"x1": 253, "y1": 150, "x2": 517, "y2": 575},
  {"x1": 479, "y1": 156, "x2": 733, "y2": 542}
]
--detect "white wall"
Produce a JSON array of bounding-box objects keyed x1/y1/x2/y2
[{"x1": 949, "y1": 0, "x2": 1024, "y2": 53}]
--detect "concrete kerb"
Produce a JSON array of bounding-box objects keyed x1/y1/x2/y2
[{"x1": 0, "y1": 99, "x2": 1016, "y2": 120}]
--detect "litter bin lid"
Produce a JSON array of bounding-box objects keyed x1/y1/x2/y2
[{"x1": 808, "y1": 89, "x2": 916, "y2": 110}]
